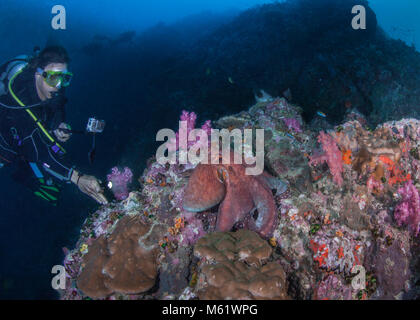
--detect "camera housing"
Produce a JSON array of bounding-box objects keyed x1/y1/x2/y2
[{"x1": 86, "y1": 117, "x2": 105, "y2": 133}]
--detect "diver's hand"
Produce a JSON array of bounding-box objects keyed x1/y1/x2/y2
[
  {"x1": 71, "y1": 170, "x2": 108, "y2": 205},
  {"x1": 54, "y1": 122, "x2": 72, "y2": 142},
  {"x1": 54, "y1": 123, "x2": 72, "y2": 142}
]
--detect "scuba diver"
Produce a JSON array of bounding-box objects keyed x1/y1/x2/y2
[{"x1": 0, "y1": 46, "x2": 108, "y2": 205}]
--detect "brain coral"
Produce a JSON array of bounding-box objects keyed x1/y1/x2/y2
[{"x1": 193, "y1": 229, "x2": 289, "y2": 300}]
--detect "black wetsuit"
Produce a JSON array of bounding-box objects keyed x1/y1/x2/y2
[{"x1": 0, "y1": 66, "x2": 74, "y2": 204}]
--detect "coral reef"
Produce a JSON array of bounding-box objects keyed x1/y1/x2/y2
[
  {"x1": 314, "y1": 275, "x2": 354, "y2": 300},
  {"x1": 394, "y1": 181, "x2": 420, "y2": 236},
  {"x1": 283, "y1": 118, "x2": 302, "y2": 133},
  {"x1": 366, "y1": 223, "x2": 412, "y2": 300},
  {"x1": 60, "y1": 95, "x2": 420, "y2": 300}
]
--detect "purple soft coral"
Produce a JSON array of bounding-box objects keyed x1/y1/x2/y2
[
  {"x1": 168, "y1": 110, "x2": 212, "y2": 151},
  {"x1": 394, "y1": 180, "x2": 420, "y2": 236},
  {"x1": 107, "y1": 167, "x2": 133, "y2": 201}
]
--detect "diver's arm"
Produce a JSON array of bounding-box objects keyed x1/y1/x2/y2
[
  {"x1": 35, "y1": 127, "x2": 106, "y2": 204},
  {"x1": 71, "y1": 170, "x2": 108, "y2": 205},
  {"x1": 42, "y1": 150, "x2": 108, "y2": 205}
]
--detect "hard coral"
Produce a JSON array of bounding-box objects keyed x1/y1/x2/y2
[
  {"x1": 77, "y1": 216, "x2": 164, "y2": 298},
  {"x1": 309, "y1": 222, "x2": 368, "y2": 275},
  {"x1": 75, "y1": 236, "x2": 112, "y2": 298},
  {"x1": 331, "y1": 121, "x2": 403, "y2": 180},
  {"x1": 348, "y1": 126, "x2": 402, "y2": 181},
  {"x1": 193, "y1": 230, "x2": 289, "y2": 300}
]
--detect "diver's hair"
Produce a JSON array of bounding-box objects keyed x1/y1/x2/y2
[{"x1": 28, "y1": 46, "x2": 70, "y2": 70}]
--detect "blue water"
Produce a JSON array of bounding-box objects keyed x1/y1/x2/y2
[{"x1": 0, "y1": 0, "x2": 419, "y2": 299}]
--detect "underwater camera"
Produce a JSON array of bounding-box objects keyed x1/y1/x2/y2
[
  {"x1": 85, "y1": 117, "x2": 105, "y2": 164},
  {"x1": 59, "y1": 117, "x2": 106, "y2": 164},
  {"x1": 86, "y1": 117, "x2": 106, "y2": 133}
]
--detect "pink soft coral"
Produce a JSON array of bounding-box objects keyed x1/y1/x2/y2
[
  {"x1": 394, "y1": 180, "x2": 420, "y2": 236},
  {"x1": 168, "y1": 110, "x2": 212, "y2": 152},
  {"x1": 310, "y1": 131, "x2": 343, "y2": 186},
  {"x1": 107, "y1": 167, "x2": 133, "y2": 201}
]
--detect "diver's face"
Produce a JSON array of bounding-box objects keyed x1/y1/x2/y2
[{"x1": 35, "y1": 62, "x2": 68, "y2": 100}]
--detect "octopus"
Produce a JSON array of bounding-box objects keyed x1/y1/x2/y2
[{"x1": 182, "y1": 161, "x2": 288, "y2": 238}]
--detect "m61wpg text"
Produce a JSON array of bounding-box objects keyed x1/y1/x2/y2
[{"x1": 162, "y1": 304, "x2": 258, "y2": 317}]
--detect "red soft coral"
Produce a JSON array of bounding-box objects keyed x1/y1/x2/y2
[{"x1": 310, "y1": 131, "x2": 343, "y2": 186}]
